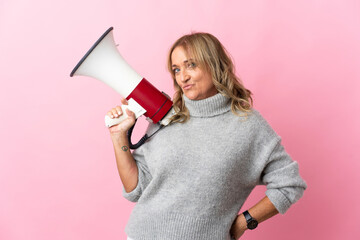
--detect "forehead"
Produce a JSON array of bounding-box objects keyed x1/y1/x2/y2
[{"x1": 171, "y1": 46, "x2": 194, "y2": 64}]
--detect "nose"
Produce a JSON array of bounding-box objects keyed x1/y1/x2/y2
[{"x1": 179, "y1": 69, "x2": 190, "y2": 82}]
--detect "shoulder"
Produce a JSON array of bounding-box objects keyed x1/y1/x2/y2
[{"x1": 232, "y1": 108, "x2": 280, "y2": 140}]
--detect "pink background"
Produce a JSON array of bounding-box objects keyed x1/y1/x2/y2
[{"x1": 1, "y1": 0, "x2": 359, "y2": 239}]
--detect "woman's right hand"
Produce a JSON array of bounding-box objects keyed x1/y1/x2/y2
[{"x1": 106, "y1": 98, "x2": 136, "y2": 138}]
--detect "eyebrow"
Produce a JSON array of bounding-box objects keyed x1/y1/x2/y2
[{"x1": 172, "y1": 59, "x2": 194, "y2": 68}]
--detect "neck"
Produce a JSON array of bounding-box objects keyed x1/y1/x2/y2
[{"x1": 183, "y1": 93, "x2": 231, "y2": 117}]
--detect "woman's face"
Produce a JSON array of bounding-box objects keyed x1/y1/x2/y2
[{"x1": 171, "y1": 46, "x2": 218, "y2": 100}]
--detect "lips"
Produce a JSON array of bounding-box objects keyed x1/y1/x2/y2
[{"x1": 183, "y1": 84, "x2": 193, "y2": 90}]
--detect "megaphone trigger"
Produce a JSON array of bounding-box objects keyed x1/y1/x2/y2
[{"x1": 126, "y1": 98, "x2": 147, "y2": 117}]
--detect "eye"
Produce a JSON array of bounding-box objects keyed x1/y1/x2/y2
[
  {"x1": 173, "y1": 68, "x2": 180, "y2": 74},
  {"x1": 187, "y1": 62, "x2": 196, "y2": 68}
]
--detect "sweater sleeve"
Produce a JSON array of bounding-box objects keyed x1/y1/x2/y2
[
  {"x1": 121, "y1": 124, "x2": 156, "y2": 202},
  {"x1": 121, "y1": 151, "x2": 152, "y2": 202},
  {"x1": 261, "y1": 138, "x2": 307, "y2": 214}
]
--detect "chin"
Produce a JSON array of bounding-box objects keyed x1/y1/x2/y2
[{"x1": 184, "y1": 92, "x2": 200, "y2": 100}]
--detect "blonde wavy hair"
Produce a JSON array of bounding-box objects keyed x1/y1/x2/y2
[{"x1": 167, "y1": 32, "x2": 253, "y2": 123}]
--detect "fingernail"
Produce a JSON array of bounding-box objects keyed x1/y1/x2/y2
[
  {"x1": 111, "y1": 115, "x2": 114, "y2": 118},
  {"x1": 118, "y1": 111, "x2": 121, "y2": 114}
]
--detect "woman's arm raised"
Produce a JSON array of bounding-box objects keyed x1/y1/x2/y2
[{"x1": 108, "y1": 98, "x2": 138, "y2": 193}]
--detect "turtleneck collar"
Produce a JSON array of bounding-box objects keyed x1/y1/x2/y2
[{"x1": 183, "y1": 93, "x2": 231, "y2": 117}]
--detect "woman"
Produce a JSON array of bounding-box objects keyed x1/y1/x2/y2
[{"x1": 107, "y1": 32, "x2": 307, "y2": 240}]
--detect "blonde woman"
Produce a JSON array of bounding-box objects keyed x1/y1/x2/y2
[{"x1": 107, "y1": 32, "x2": 307, "y2": 240}]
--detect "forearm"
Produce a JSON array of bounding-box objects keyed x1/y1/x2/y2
[
  {"x1": 111, "y1": 134, "x2": 138, "y2": 193},
  {"x1": 248, "y1": 196, "x2": 279, "y2": 223},
  {"x1": 236, "y1": 196, "x2": 279, "y2": 232}
]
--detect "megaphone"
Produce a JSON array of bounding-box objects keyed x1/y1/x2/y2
[{"x1": 70, "y1": 27, "x2": 174, "y2": 148}]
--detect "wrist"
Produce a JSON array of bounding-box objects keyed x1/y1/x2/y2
[
  {"x1": 110, "y1": 131, "x2": 128, "y2": 142},
  {"x1": 236, "y1": 214, "x2": 248, "y2": 232},
  {"x1": 242, "y1": 210, "x2": 259, "y2": 230}
]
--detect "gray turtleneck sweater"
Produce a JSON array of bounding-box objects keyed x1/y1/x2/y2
[{"x1": 122, "y1": 93, "x2": 307, "y2": 240}]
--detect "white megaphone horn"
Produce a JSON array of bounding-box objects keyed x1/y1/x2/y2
[{"x1": 70, "y1": 27, "x2": 174, "y2": 148}]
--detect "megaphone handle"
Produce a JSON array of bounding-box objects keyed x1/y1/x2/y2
[
  {"x1": 104, "y1": 105, "x2": 130, "y2": 128},
  {"x1": 104, "y1": 99, "x2": 146, "y2": 128}
]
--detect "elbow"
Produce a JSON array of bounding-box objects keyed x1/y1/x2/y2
[
  {"x1": 266, "y1": 185, "x2": 306, "y2": 214},
  {"x1": 122, "y1": 185, "x2": 141, "y2": 202}
]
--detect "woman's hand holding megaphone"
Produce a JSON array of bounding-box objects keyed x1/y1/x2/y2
[{"x1": 106, "y1": 98, "x2": 136, "y2": 138}]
